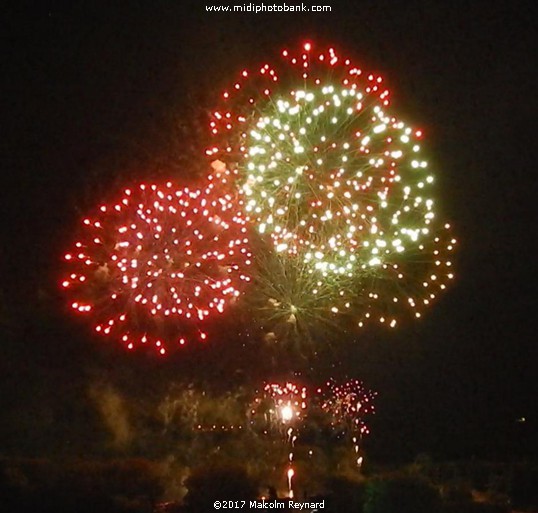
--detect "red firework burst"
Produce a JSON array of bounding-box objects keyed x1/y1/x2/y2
[{"x1": 61, "y1": 179, "x2": 252, "y2": 355}]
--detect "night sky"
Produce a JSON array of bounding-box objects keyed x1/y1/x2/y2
[{"x1": 1, "y1": 1, "x2": 536, "y2": 464}]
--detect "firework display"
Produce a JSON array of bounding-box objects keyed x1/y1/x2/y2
[
  {"x1": 62, "y1": 179, "x2": 252, "y2": 354},
  {"x1": 321, "y1": 378, "x2": 377, "y2": 467},
  {"x1": 61, "y1": 41, "x2": 457, "y2": 347},
  {"x1": 54, "y1": 38, "x2": 462, "y2": 496},
  {"x1": 207, "y1": 41, "x2": 456, "y2": 329}
]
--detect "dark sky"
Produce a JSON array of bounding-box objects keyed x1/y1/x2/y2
[{"x1": 1, "y1": 1, "x2": 536, "y2": 463}]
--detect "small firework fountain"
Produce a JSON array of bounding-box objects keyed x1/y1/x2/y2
[{"x1": 251, "y1": 382, "x2": 307, "y2": 497}]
